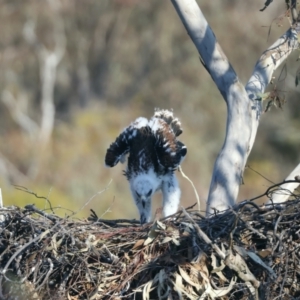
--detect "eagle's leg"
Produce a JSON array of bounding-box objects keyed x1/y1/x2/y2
[{"x1": 161, "y1": 173, "x2": 181, "y2": 218}]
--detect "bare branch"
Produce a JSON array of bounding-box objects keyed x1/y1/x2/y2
[
  {"x1": 246, "y1": 25, "x2": 299, "y2": 147},
  {"x1": 260, "y1": 0, "x2": 274, "y2": 12},
  {"x1": 171, "y1": 0, "x2": 252, "y2": 213},
  {"x1": 0, "y1": 189, "x2": 3, "y2": 222},
  {"x1": 171, "y1": 0, "x2": 300, "y2": 215},
  {"x1": 22, "y1": 0, "x2": 66, "y2": 178},
  {"x1": 267, "y1": 163, "x2": 300, "y2": 203},
  {"x1": 23, "y1": 0, "x2": 66, "y2": 148},
  {"x1": 38, "y1": 6, "x2": 66, "y2": 146},
  {"x1": 171, "y1": 0, "x2": 240, "y2": 101}
]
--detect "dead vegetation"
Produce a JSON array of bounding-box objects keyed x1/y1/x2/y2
[{"x1": 0, "y1": 182, "x2": 300, "y2": 299}]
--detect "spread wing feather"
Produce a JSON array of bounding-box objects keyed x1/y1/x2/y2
[
  {"x1": 105, "y1": 117, "x2": 148, "y2": 167},
  {"x1": 154, "y1": 126, "x2": 187, "y2": 171},
  {"x1": 105, "y1": 110, "x2": 186, "y2": 173}
]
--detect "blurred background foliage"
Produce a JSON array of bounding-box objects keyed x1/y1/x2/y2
[{"x1": 0, "y1": 0, "x2": 299, "y2": 220}]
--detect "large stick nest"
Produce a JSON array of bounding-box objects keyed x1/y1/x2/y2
[{"x1": 0, "y1": 186, "x2": 300, "y2": 299}]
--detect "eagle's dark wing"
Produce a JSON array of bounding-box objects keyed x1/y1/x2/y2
[
  {"x1": 105, "y1": 117, "x2": 148, "y2": 167},
  {"x1": 105, "y1": 133, "x2": 130, "y2": 167},
  {"x1": 150, "y1": 118, "x2": 187, "y2": 172},
  {"x1": 155, "y1": 136, "x2": 187, "y2": 171},
  {"x1": 175, "y1": 141, "x2": 187, "y2": 164}
]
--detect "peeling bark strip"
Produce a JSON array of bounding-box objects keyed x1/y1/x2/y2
[{"x1": 170, "y1": 0, "x2": 300, "y2": 215}]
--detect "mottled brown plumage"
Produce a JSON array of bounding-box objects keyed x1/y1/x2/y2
[{"x1": 105, "y1": 109, "x2": 187, "y2": 224}]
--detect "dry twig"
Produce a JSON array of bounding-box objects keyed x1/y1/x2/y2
[{"x1": 0, "y1": 183, "x2": 299, "y2": 299}]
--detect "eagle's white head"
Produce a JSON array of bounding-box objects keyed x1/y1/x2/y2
[
  {"x1": 129, "y1": 170, "x2": 161, "y2": 223},
  {"x1": 130, "y1": 170, "x2": 159, "y2": 202},
  {"x1": 134, "y1": 178, "x2": 154, "y2": 198}
]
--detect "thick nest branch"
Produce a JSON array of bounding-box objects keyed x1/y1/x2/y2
[{"x1": 0, "y1": 188, "x2": 300, "y2": 299}]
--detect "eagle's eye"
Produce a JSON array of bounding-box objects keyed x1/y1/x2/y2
[{"x1": 146, "y1": 189, "x2": 152, "y2": 197}]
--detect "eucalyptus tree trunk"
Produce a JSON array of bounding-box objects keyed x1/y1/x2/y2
[{"x1": 170, "y1": 0, "x2": 300, "y2": 215}]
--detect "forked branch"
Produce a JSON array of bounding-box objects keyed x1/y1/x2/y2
[{"x1": 170, "y1": 0, "x2": 300, "y2": 215}]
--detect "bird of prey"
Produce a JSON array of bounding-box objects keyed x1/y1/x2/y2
[{"x1": 105, "y1": 109, "x2": 187, "y2": 224}]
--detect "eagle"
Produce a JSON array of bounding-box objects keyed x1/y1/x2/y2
[{"x1": 105, "y1": 109, "x2": 187, "y2": 224}]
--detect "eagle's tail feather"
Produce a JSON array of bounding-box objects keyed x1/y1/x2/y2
[{"x1": 154, "y1": 108, "x2": 183, "y2": 137}]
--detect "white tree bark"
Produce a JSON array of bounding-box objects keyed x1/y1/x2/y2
[
  {"x1": 170, "y1": 0, "x2": 300, "y2": 215},
  {"x1": 22, "y1": 0, "x2": 66, "y2": 179},
  {"x1": 0, "y1": 188, "x2": 3, "y2": 222},
  {"x1": 267, "y1": 163, "x2": 300, "y2": 204},
  {"x1": 246, "y1": 27, "x2": 299, "y2": 147},
  {"x1": 23, "y1": 0, "x2": 65, "y2": 147},
  {"x1": 38, "y1": 49, "x2": 64, "y2": 146}
]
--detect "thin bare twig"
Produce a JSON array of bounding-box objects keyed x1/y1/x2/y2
[
  {"x1": 178, "y1": 166, "x2": 201, "y2": 211},
  {"x1": 14, "y1": 185, "x2": 54, "y2": 213},
  {"x1": 249, "y1": 179, "x2": 300, "y2": 202},
  {"x1": 71, "y1": 180, "x2": 112, "y2": 218},
  {"x1": 24, "y1": 204, "x2": 58, "y2": 223}
]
